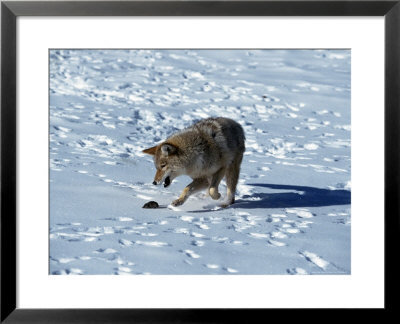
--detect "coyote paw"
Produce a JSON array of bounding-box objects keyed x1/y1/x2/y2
[
  {"x1": 219, "y1": 198, "x2": 235, "y2": 208},
  {"x1": 172, "y1": 198, "x2": 185, "y2": 206},
  {"x1": 209, "y1": 188, "x2": 221, "y2": 200}
]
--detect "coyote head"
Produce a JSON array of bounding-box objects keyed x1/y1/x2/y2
[{"x1": 142, "y1": 143, "x2": 182, "y2": 188}]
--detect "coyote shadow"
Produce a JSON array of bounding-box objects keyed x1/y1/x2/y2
[{"x1": 233, "y1": 183, "x2": 351, "y2": 209}]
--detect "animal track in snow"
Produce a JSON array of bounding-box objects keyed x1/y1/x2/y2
[
  {"x1": 95, "y1": 248, "x2": 118, "y2": 254},
  {"x1": 271, "y1": 231, "x2": 288, "y2": 239},
  {"x1": 268, "y1": 239, "x2": 286, "y2": 247},
  {"x1": 50, "y1": 256, "x2": 76, "y2": 264},
  {"x1": 119, "y1": 238, "x2": 134, "y2": 247},
  {"x1": 133, "y1": 240, "x2": 170, "y2": 247},
  {"x1": 285, "y1": 228, "x2": 301, "y2": 234},
  {"x1": 191, "y1": 240, "x2": 205, "y2": 247},
  {"x1": 287, "y1": 267, "x2": 308, "y2": 275},
  {"x1": 182, "y1": 249, "x2": 201, "y2": 259},
  {"x1": 119, "y1": 238, "x2": 169, "y2": 247},
  {"x1": 52, "y1": 268, "x2": 84, "y2": 275},
  {"x1": 223, "y1": 267, "x2": 239, "y2": 273},
  {"x1": 285, "y1": 208, "x2": 314, "y2": 218},
  {"x1": 114, "y1": 266, "x2": 134, "y2": 275},
  {"x1": 248, "y1": 232, "x2": 270, "y2": 239},
  {"x1": 104, "y1": 217, "x2": 133, "y2": 222},
  {"x1": 299, "y1": 251, "x2": 329, "y2": 270}
]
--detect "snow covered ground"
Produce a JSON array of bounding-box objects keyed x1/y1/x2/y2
[{"x1": 49, "y1": 49, "x2": 351, "y2": 275}]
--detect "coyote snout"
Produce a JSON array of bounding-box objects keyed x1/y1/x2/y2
[{"x1": 143, "y1": 117, "x2": 245, "y2": 207}]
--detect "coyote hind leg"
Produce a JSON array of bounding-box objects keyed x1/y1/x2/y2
[
  {"x1": 172, "y1": 177, "x2": 208, "y2": 206},
  {"x1": 224, "y1": 153, "x2": 244, "y2": 206}
]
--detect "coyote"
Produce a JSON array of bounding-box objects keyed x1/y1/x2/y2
[{"x1": 143, "y1": 117, "x2": 245, "y2": 207}]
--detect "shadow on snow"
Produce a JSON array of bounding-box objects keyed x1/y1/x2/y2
[{"x1": 232, "y1": 183, "x2": 351, "y2": 209}]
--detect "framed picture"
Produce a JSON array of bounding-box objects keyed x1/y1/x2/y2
[{"x1": 1, "y1": 0, "x2": 398, "y2": 322}]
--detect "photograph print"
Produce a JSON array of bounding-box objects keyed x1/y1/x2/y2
[{"x1": 49, "y1": 49, "x2": 351, "y2": 275}]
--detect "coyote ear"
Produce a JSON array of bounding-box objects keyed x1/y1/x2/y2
[
  {"x1": 161, "y1": 143, "x2": 177, "y2": 156},
  {"x1": 142, "y1": 146, "x2": 158, "y2": 155}
]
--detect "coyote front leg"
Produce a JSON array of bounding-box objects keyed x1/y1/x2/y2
[
  {"x1": 172, "y1": 177, "x2": 209, "y2": 206},
  {"x1": 208, "y1": 167, "x2": 226, "y2": 200}
]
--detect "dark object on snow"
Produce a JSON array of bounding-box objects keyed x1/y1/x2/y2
[{"x1": 142, "y1": 201, "x2": 159, "y2": 209}]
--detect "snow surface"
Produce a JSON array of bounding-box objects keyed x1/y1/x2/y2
[{"x1": 49, "y1": 49, "x2": 351, "y2": 275}]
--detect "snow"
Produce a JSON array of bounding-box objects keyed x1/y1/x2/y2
[{"x1": 49, "y1": 49, "x2": 351, "y2": 275}]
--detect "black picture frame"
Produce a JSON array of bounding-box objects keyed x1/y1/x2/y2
[{"x1": 1, "y1": 0, "x2": 398, "y2": 322}]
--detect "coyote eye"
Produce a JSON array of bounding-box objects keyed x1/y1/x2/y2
[{"x1": 160, "y1": 163, "x2": 167, "y2": 169}]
